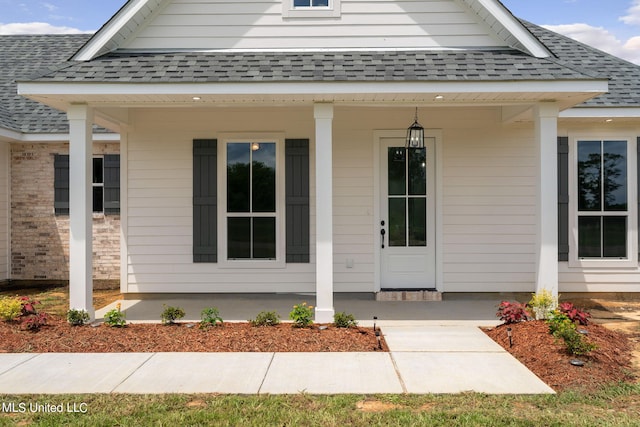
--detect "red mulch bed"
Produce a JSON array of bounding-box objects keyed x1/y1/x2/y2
[
  {"x1": 484, "y1": 320, "x2": 636, "y2": 392},
  {"x1": 0, "y1": 316, "x2": 387, "y2": 353}
]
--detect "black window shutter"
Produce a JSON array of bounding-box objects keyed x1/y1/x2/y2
[
  {"x1": 285, "y1": 139, "x2": 310, "y2": 263},
  {"x1": 104, "y1": 154, "x2": 120, "y2": 215},
  {"x1": 54, "y1": 154, "x2": 69, "y2": 215},
  {"x1": 558, "y1": 136, "x2": 569, "y2": 261},
  {"x1": 193, "y1": 139, "x2": 218, "y2": 263}
]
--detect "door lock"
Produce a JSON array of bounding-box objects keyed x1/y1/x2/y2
[{"x1": 380, "y1": 220, "x2": 386, "y2": 248}]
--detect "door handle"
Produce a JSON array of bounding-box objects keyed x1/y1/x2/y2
[{"x1": 380, "y1": 220, "x2": 386, "y2": 249}]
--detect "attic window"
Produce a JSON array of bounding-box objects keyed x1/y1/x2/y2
[{"x1": 283, "y1": 0, "x2": 341, "y2": 18}]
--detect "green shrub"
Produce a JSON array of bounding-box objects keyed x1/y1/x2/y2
[
  {"x1": 250, "y1": 311, "x2": 281, "y2": 327},
  {"x1": 104, "y1": 303, "x2": 127, "y2": 327},
  {"x1": 333, "y1": 311, "x2": 357, "y2": 328},
  {"x1": 547, "y1": 310, "x2": 596, "y2": 356},
  {"x1": 200, "y1": 307, "x2": 224, "y2": 328},
  {"x1": 0, "y1": 297, "x2": 23, "y2": 321},
  {"x1": 67, "y1": 309, "x2": 90, "y2": 326},
  {"x1": 289, "y1": 302, "x2": 313, "y2": 328},
  {"x1": 161, "y1": 305, "x2": 185, "y2": 325}
]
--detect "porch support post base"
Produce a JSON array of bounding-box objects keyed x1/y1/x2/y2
[
  {"x1": 67, "y1": 104, "x2": 94, "y2": 320},
  {"x1": 314, "y1": 103, "x2": 335, "y2": 322},
  {"x1": 534, "y1": 102, "x2": 559, "y2": 298}
]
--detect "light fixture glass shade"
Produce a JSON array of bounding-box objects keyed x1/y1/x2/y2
[{"x1": 406, "y1": 109, "x2": 425, "y2": 148}]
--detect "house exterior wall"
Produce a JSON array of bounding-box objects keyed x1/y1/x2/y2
[
  {"x1": 122, "y1": 105, "x2": 640, "y2": 294},
  {"x1": 124, "y1": 106, "x2": 553, "y2": 294},
  {"x1": 0, "y1": 141, "x2": 8, "y2": 282},
  {"x1": 10, "y1": 142, "x2": 120, "y2": 282},
  {"x1": 125, "y1": 0, "x2": 504, "y2": 50}
]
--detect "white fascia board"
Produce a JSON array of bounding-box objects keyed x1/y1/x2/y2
[
  {"x1": 73, "y1": 0, "x2": 153, "y2": 61},
  {"x1": 475, "y1": 0, "x2": 551, "y2": 58},
  {"x1": 18, "y1": 79, "x2": 608, "y2": 97},
  {"x1": 0, "y1": 127, "x2": 22, "y2": 142},
  {"x1": 560, "y1": 107, "x2": 640, "y2": 118},
  {"x1": 8, "y1": 133, "x2": 120, "y2": 143}
]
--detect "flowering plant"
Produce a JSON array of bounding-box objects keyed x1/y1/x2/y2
[{"x1": 289, "y1": 302, "x2": 314, "y2": 328}]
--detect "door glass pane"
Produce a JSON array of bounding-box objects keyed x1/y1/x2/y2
[
  {"x1": 388, "y1": 148, "x2": 406, "y2": 196},
  {"x1": 228, "y1": 217, "x2": 251, "y2": 259},
  {"x1": 577, "y1": 141, "x2": 601, "y2": 211},
  {"x1": 408, "y1": 148, "x2": 426, "y2": 196},
  {"x1": 603, "y1": 140, "x2": 627, "y2": 211},
  {"x1": 227, "y1": 143, "x2": 250, "y2": 212},
  {"x1": 578, "y1": 216, "x2": 601, "y2": 257},
  {"x1": 253, "y1": 217, "x2": 276, "y2": 259},
  {"x1": 603, "y1": 216, "x2": 626, "y2": 257},
  {"x1": 408, "y1": 198, "x2": 426, "y2": 246},
  {"x1": 252, "y1": 143, "x2": 276, "y2": 212},
  {"x1": 388, "y1": 198, "x2": 406, "y2": 246}
]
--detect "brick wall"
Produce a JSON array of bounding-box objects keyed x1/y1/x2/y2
[{"x1": 10, "y1": 142, "x2": 120, "y2": 281}]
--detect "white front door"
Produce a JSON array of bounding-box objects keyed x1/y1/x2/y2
[{"x1": 379, "y1": 137, "x2": 436, "y2": 289}]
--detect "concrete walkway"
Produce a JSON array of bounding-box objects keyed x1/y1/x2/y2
[{"x1": 0, "y1": 294, "x2": 554, "y2": 395}]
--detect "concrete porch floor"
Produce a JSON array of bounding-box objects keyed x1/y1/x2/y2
[{"x1": 95, "y1": 293, "x2": 509, "y2": 326}]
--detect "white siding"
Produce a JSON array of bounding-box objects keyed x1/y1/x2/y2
[
  {"x1": 0, "y1": 142, "x2": 9, "y2": 281},
  {"x1": 124, "y1": 107, "x2": 640, "y2": 294},
  {"x1": 125, "y1": 0, "x2": 505, "y2": 50}
]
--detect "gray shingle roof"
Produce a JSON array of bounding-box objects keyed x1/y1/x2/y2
[
  {"x1": 3, "y1": 20, "x2": 640, "y2": 135},
  {"x1": 0, "y1": 34, "x2": 91, "y2": 133},
  {"x1": 522, "y1": 21, "x2": 640, "y2": 107},
  {"x1": 28, "y1": 49, "x2": 597, "y2": 83}
]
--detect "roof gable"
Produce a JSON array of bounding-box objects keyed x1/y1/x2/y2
[{"x1": 74, "y1": 0, "x2": 549, "y2": 60}]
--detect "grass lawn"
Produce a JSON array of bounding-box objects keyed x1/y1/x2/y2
[
  {"x1": 1, "y1": 285, "x2": 639, "y2": 426},
  {"x1": 1, "y1": 387, "x2": 640, "y2": 426}
]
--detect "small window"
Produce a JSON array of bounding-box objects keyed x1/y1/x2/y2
[
  {"x1": 294, "y1": 0, "x2": 329, "y2": 7},
  {"x1": 283, "y1": 0, "x2": 340, "y2": 17},
  {"x1": 92, "y1": 157, "x2": 104, "y2": 213}
]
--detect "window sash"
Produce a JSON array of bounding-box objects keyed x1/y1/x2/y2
[{"x1": 219, "y1": 136, "x2": 284, "y2": 266}]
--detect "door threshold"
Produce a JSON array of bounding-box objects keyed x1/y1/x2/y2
[{"x1": 376, "y1": 289, "x2": 442, "y2": 301}]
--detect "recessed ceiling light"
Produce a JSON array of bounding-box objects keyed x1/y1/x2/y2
[
  {"x1": 605, "y1": 118, "x2": 613, "y2": 123},
  {"x1": 434, "y1": 95, "x2": 444, "y2": 100},
  {"x1": 192, "y1": 96, "x2": 201, "y2": 101}
]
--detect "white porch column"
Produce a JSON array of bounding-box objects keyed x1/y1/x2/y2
[
  {"x1": 67, "y1": 104, "x2": 94, "y2": 318},
  {"x1": 314, "y1": 103, "x2": 335, "y2": 323},
  {"x1": 534, "y1": 102, "x2": 559, "y2": 297}
]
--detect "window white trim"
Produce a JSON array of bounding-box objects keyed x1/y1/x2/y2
[
  {"x1": 282, "y1": 0, "x2": 341, "y2": 18},
  {"x1": 568, "y1": 133, "x2": 638, "y2": 268},
  {"x1": 217, "y1": 132, "x2": 286, "y2": 269}
]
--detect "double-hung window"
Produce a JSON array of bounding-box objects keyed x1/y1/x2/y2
[
  {"x1": 571, "y1": 138, "x2": 637, "y2": 266},
  {"x1": 219, "y1": 135, "x2": 285, "y2": 266}
]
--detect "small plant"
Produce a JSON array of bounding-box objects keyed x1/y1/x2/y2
[
  {"x1": 333, "y1": 311, "x2": 358, "y2": 328},
  {"x1": 249, "y1": 311, "x2": 280, "y2": 327},
  {"x1": 528, "y1": 289, "x2": 557, "y2": 320},
  {"x1": 547, "y1": 311, "x2": 596, "y2": 356},
  {"x1": 104, "y1": 303, "x2": 127, "y2": 327},
  {"x1": 21, "y1": 312, "x2": 48, "y2": 331},
  {"x1": 67, "y1": 308, "x2": 90, "y2": 326},
  {"x1": 0, "y1": 296, "x2": 23, "y2": 321},
  {"x1": 558, "y1": 302, "x2": 591, "y2": 326},
  {"x1": 289, "y1": 302, "x2": 314, "y2": 328},
  {"x1": 200, "y1": 307, "x2": 224, "y2": 328},
  {"x1": 496, "y1": 301, "x2": 529, "y2": 324},
  {"x1": 18, "y1": 296, "x2": 40, "y2": 316},
  {"x1": 161, "y1": 305, "x2": 185, "y2": 325}
]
